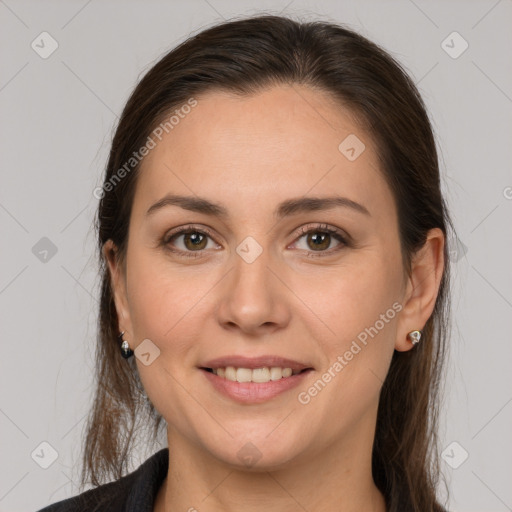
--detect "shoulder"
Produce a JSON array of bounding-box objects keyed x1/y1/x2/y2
[
  {"x1": 36, "y1": 476, "x2": 132, "y2": 512},
  {"x1": 36, "y1": 448, "x2": 169, "y2": 512}
]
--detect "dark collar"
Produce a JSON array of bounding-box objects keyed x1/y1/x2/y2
[
  {"x1": 37, "y1": 448, "x2": 169, "y2": 512},
  {"x1": 124, "y1": 448, "x2": 169, "y2": 510}
]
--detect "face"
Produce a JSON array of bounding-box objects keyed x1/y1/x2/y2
[{"x1": 107, "y1": 84, "x2": 410, "y2": 470}]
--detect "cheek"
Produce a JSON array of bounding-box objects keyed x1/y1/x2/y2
[
  {"x1": 290, "y1": 261, "x2": 400, "y2": 434},
  {"x1": 124, "y1": 254, "x2": 212, "y2": 421},
  {"x1": 292, "y1": 249, "x2": 402, "y2": 414},
  {"x1": 298, "y1": 258, "x2": 401, "y2": 350},
  {"x1": 125, "y1": 248, "x2": 206, "y2": 339}
]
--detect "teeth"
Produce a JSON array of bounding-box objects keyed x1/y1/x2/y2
[
  {"x1": 236, "y1": 368, "x2": 252, "y2": 383},
  {"x1": 212, "y1": 366, "x2": 299, "y2": 383},
  {"x1": 252, "y1": 367, "x2": 270, "y2": 383},
  {"x1": 225, "y1": 366, "x2": 236, "y2": 381},
  {"x1": 270, "y1": 367, "x2": 283, "y2": 381},
  {"x1": 282, "y1": 368, "x2": 292, "y2": 378}
]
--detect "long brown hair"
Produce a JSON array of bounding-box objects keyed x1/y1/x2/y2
[{"x1": 84, "y1": 14, "x2": 453, "y2": 511}]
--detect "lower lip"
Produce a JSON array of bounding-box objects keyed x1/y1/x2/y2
[{"x1": 201, "y1": 369, "x2": 312, "y2": 404}]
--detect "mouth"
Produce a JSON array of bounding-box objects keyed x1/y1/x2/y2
[
  {"x1": 199, "y1": 356, "x2": 314, "y2": 403},
  {"x1": 200, "y1": 366, "x2": 310, "y2": 383}
]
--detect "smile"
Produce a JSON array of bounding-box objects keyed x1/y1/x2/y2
[
  {"x1": 204, "y1": 366, "x2": 304, "y2": 383},
  {"x1": 199, "y1": 356, "x2": 314, "y2": 403}
]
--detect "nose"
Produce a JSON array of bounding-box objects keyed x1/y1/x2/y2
[{"x1": 215, "y1": 246, "x2": 291, "y2": 336}]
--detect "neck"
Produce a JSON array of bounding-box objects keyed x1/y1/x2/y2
[{"x1": 155, "y1": 412, "x2": 387, "y2": 512}]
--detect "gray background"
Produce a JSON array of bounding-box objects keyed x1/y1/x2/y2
[{"x1": 1, "y1": 0, "x2": 511, "y2": 510}]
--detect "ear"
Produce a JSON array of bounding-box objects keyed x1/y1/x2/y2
[
  {"x1": 102, "y1": 239, "x2": 132, "y2": 337},
  {"x1": 395, "y1": 228, "x2": 445, "y2": 352}
]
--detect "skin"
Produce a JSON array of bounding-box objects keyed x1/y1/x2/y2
[{"x1": 104, "y1": 84, "x2": 444, "y2": 512}]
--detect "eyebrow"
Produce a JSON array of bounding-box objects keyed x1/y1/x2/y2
[{"x1": 145, "y1": 194, "x2": 371, "y2": 219}]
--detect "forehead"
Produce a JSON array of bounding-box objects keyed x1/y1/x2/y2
[{"x1": 132, "y1": 84, "x2": 395, "y2": 223}]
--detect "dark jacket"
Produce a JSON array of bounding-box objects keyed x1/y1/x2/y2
[{"x1": 36, "y1": 448, "x2": 168, "y2": 512}]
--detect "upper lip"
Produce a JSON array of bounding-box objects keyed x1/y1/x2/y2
[{"x1": 201, "y1": 355, "x2": 314, "y2": 372}]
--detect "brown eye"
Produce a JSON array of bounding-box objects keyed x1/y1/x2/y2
[
  {"x1": 182, "y1": 232, "x2": 208, "y2": 251},
  {"x1": 306, "y1": 232, "x2": 332, "y2": 251},
  {"x1": 164, "y1": 226, "x2": 220, "y2": 258},
  {"x1": 291, "y1": 224, "x2": 348, "y2": 257}
]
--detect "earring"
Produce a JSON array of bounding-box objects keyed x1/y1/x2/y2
[
  {"x1": 407, "y1": 330, "x2": 422, "y2": 346},
  {"x1": 118, "y1": 331, "x2": 134, "y2": 358}
]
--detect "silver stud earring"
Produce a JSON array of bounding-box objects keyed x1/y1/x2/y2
[
  {"x1": 407, "y1": 330, "x2": 422, "y2": 346},
  {"x1": 118, "y1": 331, "x2": 134, "y2": 358}
]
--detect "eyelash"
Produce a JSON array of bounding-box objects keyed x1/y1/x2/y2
[{"x1": 162, "y1": 223, "x2": 349, "y2": 259}]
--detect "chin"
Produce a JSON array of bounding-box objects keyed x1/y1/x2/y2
[{"x1": 200, "y1": 430, "x2": 306, "y2": 472}]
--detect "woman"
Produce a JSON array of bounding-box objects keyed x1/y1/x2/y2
[{"x1": 39, "y1": 13, "x2": 452, "y2": 512}]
